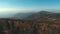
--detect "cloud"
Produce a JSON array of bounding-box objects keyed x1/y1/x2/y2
[{"x1": 0, "y1": 8, "x2": 41, "y2": 12}]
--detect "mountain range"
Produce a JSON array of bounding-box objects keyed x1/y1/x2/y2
[
  {"x1": 11, "y1": 11, "x2": 60, "y2": 21},
  {"x1": 0, "y1": 10, "x2": 60, "y2": 21}
]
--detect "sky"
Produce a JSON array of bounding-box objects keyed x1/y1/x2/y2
[{"x1": 0, "y1": 0, "x2": 60, "y2": 12}]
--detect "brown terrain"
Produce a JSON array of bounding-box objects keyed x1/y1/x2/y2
[{"x1": 0, "y1": 18, "x2": 60, "y2": 34}]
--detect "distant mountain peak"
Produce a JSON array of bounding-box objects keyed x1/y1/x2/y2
[{"x1": 38, "y1": 11, "x2": 52, "y2": 15}]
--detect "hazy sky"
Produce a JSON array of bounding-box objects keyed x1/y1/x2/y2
[{"x1": 0, "y1": 0, "x2": 60, "y2": 12}]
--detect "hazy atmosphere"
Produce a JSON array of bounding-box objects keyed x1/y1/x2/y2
[
  {"x1": 0, "y1": 0, "x2": 60, "y2": 18},
  {"x1": 0, "y1": 0, "x2": 60, "y2": 34},
  {"x1": 0, "y1": 0, "x2": 60, "y2": 11}
]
